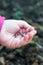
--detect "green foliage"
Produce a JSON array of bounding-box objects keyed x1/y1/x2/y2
[
  {"x1": 30, "y1": 40, "x2": 43, "y2": 49},
  {"x1": 0, "y1": 0, "x2": 43, "y2": 23}
]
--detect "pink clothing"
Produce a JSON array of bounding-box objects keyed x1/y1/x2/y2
[{"x1": 0, "y1": 16, "x2": 5, "y2": 31}]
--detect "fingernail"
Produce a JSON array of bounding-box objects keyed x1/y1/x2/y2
[{"x1": 33, "y1": 30, "x2": 37, "y2": 34}]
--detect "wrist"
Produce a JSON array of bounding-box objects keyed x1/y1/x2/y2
[{"x1": 0, "y1": 16, "x2": 5, "y2": 31}]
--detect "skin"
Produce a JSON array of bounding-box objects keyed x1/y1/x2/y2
[{"x1": 0, "y1": 20, "x2": 37, "y2": 48}]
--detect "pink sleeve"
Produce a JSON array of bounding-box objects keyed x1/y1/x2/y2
[{"x1": 0, "y1": 16, "x2": 5, "y2": 31}]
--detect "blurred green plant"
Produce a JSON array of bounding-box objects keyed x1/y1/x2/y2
[
  {"x1": 14, "y1": 10, "x2": 23, "y2": 19},
  {"x1": 30, "y1": 40, "x2": 43, "y2": 49}
]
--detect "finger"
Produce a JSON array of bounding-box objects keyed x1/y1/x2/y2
[
  {"x1": 9, "y1": 36, "x2": 24, "y2": 48},
  {"x1": 16, "y1": 34, "x2": 29, "y2": 47},
  {"x1": 15, "y1": 35, "x2": 28, "y2": 48},
  {"x1": 21, "y1": 29, "x2": 37, "y2": 45},
  {"x1": 29, "y1": 29, "x2": 37, "y2": 36},
  {"x1": 21, "y1": 34, "x2": 29, "y2": 46},
  {"x1": 16, "y1": 20, "x2": 32, "y2": 29},
  {"x1": 27, "y1": 29, "x2": 37, "y2": 43},
  {"x1": 26, "y1": 26, "x2": 35, "y2": 32}
]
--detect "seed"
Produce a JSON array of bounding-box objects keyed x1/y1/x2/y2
[{"x1": 15, "y1": 28, "x2": 27, "y2": 37}]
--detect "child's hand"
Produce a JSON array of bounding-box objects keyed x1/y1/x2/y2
[{"x1": 0, "y1": 20, "x2": 37, "y2": 48}]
